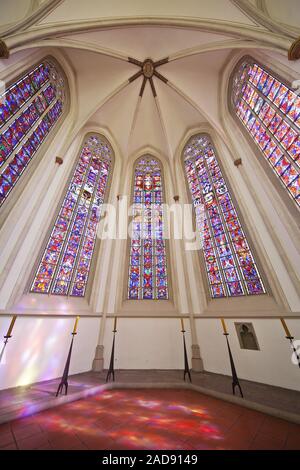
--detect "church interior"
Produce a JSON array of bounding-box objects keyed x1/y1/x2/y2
[{"x1": 0, "y1": 0, "x2": 299, "y2": 453}]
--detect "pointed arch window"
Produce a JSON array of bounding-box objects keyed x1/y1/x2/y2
[
  {"x1": 0, "y1": 58, "x2": 66, "y2": 207},
  {"x1": 31, "y1": 134, "x2": 113, "y2": 297},
  {"x1": 184, "y1": 134, "x2": 265, "y2": 298},
  {"x1": 128, "y1": 156, "x2": 169, "y2": 300},
  {"x1": 231, "y1": 58, "x2": 299, "y2": 208}
]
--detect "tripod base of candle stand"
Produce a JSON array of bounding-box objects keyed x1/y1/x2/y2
[
  {"x1": 56, "y1": 333, "x2": 76, "y2": 397},
  {"x1": 106, "y1": 330, "x2": 116, "y2": 383},
  {"x1": 0, "y1": 335, "x2": 11, "y2": 364},
  {"x1": 224, "y1": 333, "x2": 243, "y2": 398},
  {"x1": 182, "y1": 330, "x2": 192, "y2": 383}
]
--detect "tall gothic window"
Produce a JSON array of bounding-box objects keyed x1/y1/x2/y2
[
  {"x1": 0, "y1": 58, "x2": 66, "y2": 207},
  {"x1": 128, "y1": 156, "x2": 169, "y2": 300},
  {"x1": 31, "y1": 134, "x2": 113, "y2": 297},
  {"x1": 231, "y1": 58, "x2": 299, "y2": 208},
  {"x1": 184, "y1": 134, "x2": 265, "y2": 298}
]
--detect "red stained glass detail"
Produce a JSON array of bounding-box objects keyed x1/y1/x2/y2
[
  {"x1": 233, "y1": 60, "x2": 300, "y2": 208},
  {"x1": 128, "y1": 156, "x2": 169, "y2": 300},
  {"x1": 31, "y1": 135, "x2": 113, "y2": 297},
  {"x1": 184, "y1": 135, "x2": 265, "y2": 298}
]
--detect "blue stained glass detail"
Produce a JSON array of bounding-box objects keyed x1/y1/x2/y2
[
  {"x1": 232, "y1": 59, "x2": 300, "y2": 208},
  {"x1": 184, "y1": 134, "x2": 265, "y2": 298},
  {"x1": 31, "y1": 135, "x2": 113, "y2": 297},
  {"x1": 128, "y1": 156, "x2": 169, "y2": 300},
  {"x1": 0, "y1": 59, "x2": 65, "y2": 207}
]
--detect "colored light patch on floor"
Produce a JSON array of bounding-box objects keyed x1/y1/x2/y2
[{"x1": 0, "y1": 389, "x2": 299, "y2": 450}]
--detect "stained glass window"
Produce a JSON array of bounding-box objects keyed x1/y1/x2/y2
[
  {"x1": 128, "y1": 156, "x2": 169, "y2": 300},
  {"x1": 232, "y1": 58, "x2": 300, "y2": 208},
  {"x1": 184, "y1": 134, "x2": 265, "y2": 298},
  {"x1": 0, "y1": 58, "x2": 65, "y2": 207},
  {"x1": 31, "y1": 134, "x2": 113, "y2": 297}
]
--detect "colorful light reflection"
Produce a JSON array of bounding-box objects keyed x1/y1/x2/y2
[{"x1": 12, "y1": 389, "x2": 225, "y2": 450}]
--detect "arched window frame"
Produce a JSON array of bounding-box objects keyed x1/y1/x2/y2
[
  {"x1": 182, "y1": 132, "x2": 269, "y2": 300},
  {"x1": 29, "y1": 132, "x2": 114, "y2": 299},
  {"x1": 228, "y1": 55, "x2": 300, "y2": 216},
  {"x1": 126, "y1": 154, "x2": 170, "y2": 301},
  {"x1": 0, "y1": 55, "x2": 69, "y2": 220}
]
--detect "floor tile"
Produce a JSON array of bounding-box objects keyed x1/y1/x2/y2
[
  {"x1": 1, "y1": 442, "x2": 18, "y2": 450},
  {"x1": 17, "y1": 432, "x2": 50, "y2": 450},
  {"x1": 259, "y1": 416, "x2": 291, "y2": 440},
  {"x1": 12, "y1": 423, "x2": 42, "y2": 441},
  {"x1": 1, "y1": 388, "x2": 299, "y2": 450},
  {"x1": 250, "y1": 432, "x2": 285, "y2": 450},
  {"x1": 284, "y1": 430, "x2": 300, "y2": 450},
  {"x1": 0, "y1": 430, "x2": 15, "y2": 448}
]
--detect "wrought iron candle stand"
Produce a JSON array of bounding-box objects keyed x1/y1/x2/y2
[
  {"x1": 56, "y1": 317, "x2": 79, "y2": 397},
  {"x1": 285, "y1": 335, "x2": 300, "y2": 368},
  {"x1": 281, "y1": 318, "x2": 300, "y2": 369},
  {"x1": 56, "y1": 332, "x2": 76, "y2": 396},
  {"x1": 106, "y1": 318, "x2": 117, "y2": 383},
  {"x1": 221, "y1": 318, "x2": 243, "y2": 398},
  {"x1": 0, "y1": 315, "x2": 17, "y2": 364},
  {"x1": 181, "y1": 319, "x2": 192, "y2": 383},
  {"x1": 0, "y1": 335, "x2": 12, "y2": 364}
]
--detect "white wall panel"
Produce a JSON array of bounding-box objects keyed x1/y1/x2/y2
[
  {"x1": 103, "y1": 317, "x2": 192, "y2": 370},
  {"x1": 0, "y1": 316, "x2": 100, "y2": 390},
  {"x1": 196, "y1": 318, "x2": 300, "y2": 391}
]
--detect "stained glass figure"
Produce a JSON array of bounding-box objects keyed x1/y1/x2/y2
[
  {"x1": 0, "y1": 59, "x2": 65, "y2": 206},
  {"x1": 232, "y1": 59, "x2": 299, "y2": 207},
  {"x1": 31, "y1": 134, "x2": 113, "y2": 297},
  {"x1": 128, "y1": 156, "x2": 169, "y2": 300},
  {"x1": 183, "y1": 134, "x2": 265, "y2": 298}
]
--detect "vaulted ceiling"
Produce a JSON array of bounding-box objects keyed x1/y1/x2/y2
[{"x1": 1, "y1": 0, "x2": 299, "y2": 161}]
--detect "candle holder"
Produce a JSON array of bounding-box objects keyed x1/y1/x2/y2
[
  {"x1": 223, "y1": 332, "x2": 243, "y2": 397},
  {"x1": 181, "y1": 321, "x2": 192, "y2": 383},
  {"x1": 56, "y1": 331, "x2": 77, "y2": 397},
  {"x1": 0, "y1": 335, "x2": 11, "y2": 364},
  {"x1": 280, "y1": 318, "x2": 300, "y2": 369},
  {"x1": 285, "y1": 334, "x2": 300, "y2": 369},
  {"x1": 0, "y1": 315, "x2": 17, "y2": 364},
  {"x1": 106, "y1": 318, "x2": 117, "y2": 383}
]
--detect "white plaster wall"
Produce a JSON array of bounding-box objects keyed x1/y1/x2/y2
[
  {"x1": 195, "y1": 318, "x2": 300, "y2": 391},
  {"x1": 0, "y1": 316, "x2": 100, "y2": 391},
  {"x1": 103, "y1": 318, "x2": 192, "y2": 370},
  {"x1": 0, "y1": 315, "x2": 299, "y2": 393}
]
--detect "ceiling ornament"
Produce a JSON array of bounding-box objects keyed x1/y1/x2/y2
[
  {"x1": 288, "y1": 37, "x2": 300, "y2": 60},
  {"x1": 128, "y1": 57, "x2": 169, "y2": 97},
  {"x1": 0, "y1": 39, "x2": 9, "y2": 58}
]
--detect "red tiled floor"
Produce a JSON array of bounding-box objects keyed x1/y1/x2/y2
[
  {"x1": 2, "y1": 389, "x2": 300, "y2": 450},
  {"x1": 36, "y1": 443, "x2": 53, "y2": 450},
  {"x1": 284, "y1": 426, "x2": 300, "y2": 450},
  {"x1": 249, "y1": 432, "x2": 286, "y2": 450},
  {"x1": 228, "y1": 411, "x2": 264, "y2": 438},
  {"x1": 0, "y1": 430, "x2": 15, "y2": 448},
  {"x1": 17, "y1": 432, "x2": 50, "y2": 450},
  {"x1": 12, "y1": 423, "x2": 42, "y2": 441},
  {"x1": 47, "y1": 433, "x2": 83, "y2": 450},
  {"x1": 1, "y1": 442, "x2": 18, "y2": 450},
  {"x1": 76, "y1": 429, "x2": 116, "y2": 450},
  {"x1": 259, "y1": 415, "x2": 291, "y2": 440},
  {"x1": 0, "y1": 422, "x2": 11, "y2": 434}
]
